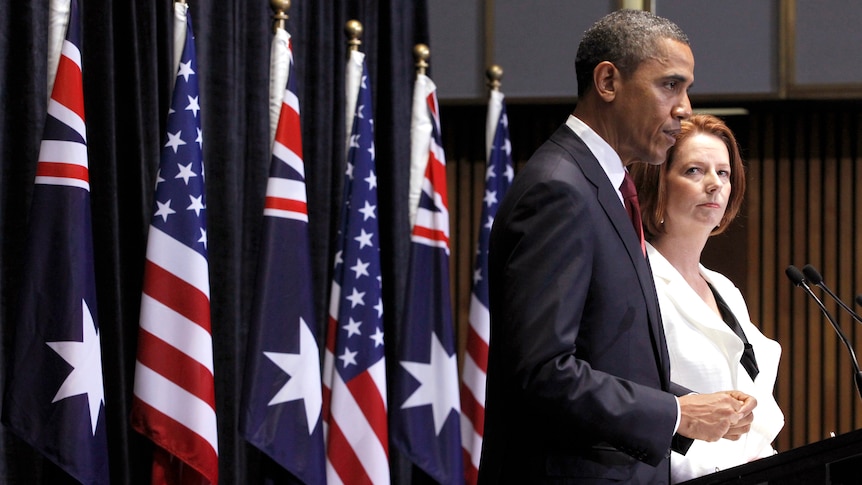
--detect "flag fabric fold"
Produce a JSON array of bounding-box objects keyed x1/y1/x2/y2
[
  {"x1": 239, "y1": 30, "x2": 326, "y2": 485},
  {"x1": 322, "y1": 50, "x2": 390, "y2": 485},
  {"x1": 2, "y1": 1, "x2": 110, "y2": 483},
  {"x1": 460, "y1": 89, "x2": 514, "y2": 484},
  {"x1": 130, "y1": 7, "x2": 219, "y2": 484},
  {"x1": 392, "y1": 72, "x2": 464, "y2": 485}
]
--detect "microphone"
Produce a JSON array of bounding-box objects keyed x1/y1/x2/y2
[
  {"x1": 801, "y1": 264, "x2": 862, "y2": 325},
  {"x1": 785, "y1": 265, "x2": 862, "y2": 402}
]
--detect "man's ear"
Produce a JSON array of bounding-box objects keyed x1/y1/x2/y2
[{"x1": 593, "y1": 61, "x2": 618, "y2": 102}]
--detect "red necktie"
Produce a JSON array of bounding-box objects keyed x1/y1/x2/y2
[{"x1": 620, "y1": 171, "x2": 646, "y2": 257}]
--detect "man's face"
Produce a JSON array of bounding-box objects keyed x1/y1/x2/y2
[{"x1": 614, "y1": 38, "x2": 694, "y2": 166}]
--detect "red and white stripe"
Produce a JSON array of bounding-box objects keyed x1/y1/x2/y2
[
  {"x1": 322, "y1": 283, "x2": 390, "y2": 485},
  {"x1": 36, "y1": 37, "x2": 89, "y2": 191},
  {"x1": 461, "y1": 294, "x2": 491, "y2": 484},
  {"x1": 132, "y1": 226, "x2": 218, "y2": 483},
  {"x1": 264, "y1": 88, "x2": 308, "y2": 222}
]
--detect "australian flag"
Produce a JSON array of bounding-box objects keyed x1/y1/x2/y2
[
  {"x1": 239, "y1": 33, "x2": 326, "y2": 484},
  {"x1": 392, "y1": 74, "x2": 463, "y2": 485},
  {"x1": 2, "y1": 1, "x2": 110, "y2": 483}
]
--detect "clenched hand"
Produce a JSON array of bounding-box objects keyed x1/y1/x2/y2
[{"x1": 678, "y1": 391, "x2": 756, "y2": 442}]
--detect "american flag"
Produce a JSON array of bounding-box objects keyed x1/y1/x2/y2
[
  {"x1": 130, "y1": 8, "x2": 218, "y2": 485},
  {"x1": 460, "y1": 89, "x2": 513, "y2": 484},
  {"x1": 1, "y1": 1, "x2": 110, "y2": 483},
  {"x1": 239, "y1": 31, "x2": 326, "y2": 484},
  {"x1": 392, "y1": 73, "x2": 463, "y2": 485},
  {"x1": 322, "y1": 50, "x2": 390, "y2": 485}
]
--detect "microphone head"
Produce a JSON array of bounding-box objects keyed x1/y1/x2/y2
[
  {"x1": 802, "y1": 264, "x2": 824, "y2": 285},
  {"x1": 786, "y1": 265, "x2": 807, "y2": 287}
]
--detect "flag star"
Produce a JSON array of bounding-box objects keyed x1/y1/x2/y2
[
  {"x1": 262, "y1": 318, "x2": 322, "y2": 434},
  {"x1": 364, "y1": 170, "x2": 377, "y2": 190},
  {"x1": 484, "y1": 189, "x2": 498, "y2": 207},
  {"x1": 502, "y1": 137, "x2": 512, "y2": 156},
  {"x1": 345, "y1": 161, "x2": 355, "y2": 179},
  {"x1": 186, "y1": 95, "x2": 200, "y2": 117},
  {"x1": 485, "y1": 164, "x2": 496, "y2": 181},
  {"x1": 346, "y1": 287, "x2": 366, "y2": 308},
  {"x1": 399, "y1": 333, "x2": 461, "y2": 434},
  {"x1": 360, "y1": 74, "x2": 368, "y2": 90},
  {"x1": 350, "y1": 258, "x2": 370, "y2": 279},
  {"x1": 177, "y1": 59, "x2": 195, "y2": 82},
  {"x1": 374, "y1": 298, "x2": 384, "y2": 318},
  {"x1": 342, "y1": 318, "x2": 362, "y2": 337},
  {"x1": 358, "y1": 201, "x2": 377, "y2": 221},
  {"x1": 354, "y1": 229, "x2": 374, "y2": 249},
  {"x1": 370, "y1": 326, "x2": 384, "y2": 347},
  {"x1": 187, "y1": 194, "x2": 205, "y2": 216},
  {"x1": 356, "y1": 104, "x2": 365, "y2": 120},
  {"x1": 484, "y1": 215, "x2": 494, "y2": 230},
  {"x1": 338, "y1": 347, "x2": 358, "y2": 368},
  {"x1": 349, "y1": 133, "x2": 360, "y2": 150},
  {"x1": 334, "y1": 250, "x2": 344, "y2": 267},
  {"x1": 196, "y1": 127, "x2": 203, "y2": 148},
  {"x1": 46, "y1": 299, "x2": 104, "y2": 435},
  {"x1": 473, "y1": 268, "x2": 483, "y2": 285},
  {"x1": 198, "y1": 228, "x2": 207, "y2": 249},
  {"x1": 155, "y1": 169, "x2": 165, "y2": 188},
  {"x1": 154, "y1": 200, "x2": 176, "y2": 222},
  {"x1": 504, "y1": 164, "x2": 514, "y2": 182},
  {"x1": 175, "y1": 162, "x2": 197, "y2": 185},
  {"x1": 500, "y1": 112, "x2": 509, "y2": 128},
  {"x1": 368, "y1": 141, "x2": 375, "y2": 160},
  {"x1": 165, "y1": 130, "x2": 186, "y2": 153}
]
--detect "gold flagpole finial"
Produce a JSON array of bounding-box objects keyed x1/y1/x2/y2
[
  {"x1": 345, "y1": 20, "x2": 363, "y2": 51},
  {"x1": 486, "y1": 64, "x2": 503, "y2": 91},
  {"x1": 414, "y1": 43, "x2": 430, "y2": 76},
  {"x1": 271, "y1": 0, "x2": 291, "y2": 32}
]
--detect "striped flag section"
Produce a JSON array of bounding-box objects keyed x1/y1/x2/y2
[
  {"x1": 322, "y1": 49, "x2": 390, "y2": 485},
  {"x1": 130, "y1": 5, "x2": 218, "y2": 484},
  {"x1": 1, "y1": 1, "x2": 110, "y2": 483},
  {"x1": 391, "y1": 72, "x2": 464, "y2": 484},
  {"x1": 460, "y1": 88, "x2": 514, "y2": 484},
  {"x1": 239, "y1": 29, "x2": 326, "y2": 484}
]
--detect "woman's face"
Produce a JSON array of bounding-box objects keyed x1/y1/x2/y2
[{"x1": 663, "y1": 132, "x2": 731, "y2": 234}]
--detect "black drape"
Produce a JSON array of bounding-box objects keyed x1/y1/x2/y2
[{"x1": 0, "y1": 0, "x2": 428, "y2": 483}]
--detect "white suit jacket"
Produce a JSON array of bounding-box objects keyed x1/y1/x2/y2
[{"x1": 647, "y1": 243, "x2": 785, "y2": 483}]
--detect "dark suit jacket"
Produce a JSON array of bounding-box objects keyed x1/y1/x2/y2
[{"x1": 478, "y1": 125, "x2": 690, "y2": 484}]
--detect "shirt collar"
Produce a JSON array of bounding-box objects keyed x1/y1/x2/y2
[{"x1": 565, "y1": 115, "x2": 626, "y2": 204}]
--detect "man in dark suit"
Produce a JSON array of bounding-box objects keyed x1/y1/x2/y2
[{"x1": 478, "y1": 10, "x2": 757, "y2": 485}]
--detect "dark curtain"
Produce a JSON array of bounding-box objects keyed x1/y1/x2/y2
[{"x1": 0, "y1": 0, "x2": 428, "y2": 483}]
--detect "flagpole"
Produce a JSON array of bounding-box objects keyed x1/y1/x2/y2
[
  {"x1": 343, "y1": 20, "x2": 363, "y2": 155},
  {"x1": 268, "y1": 0, "x2": 291, "y2": 148},
  {"x1": 271, "y1": 0, "x2": 289, "y2": 31}
]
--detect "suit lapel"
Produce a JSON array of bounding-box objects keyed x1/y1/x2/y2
[{"x1": 550, "y1": 127, "x2": 670, "y2": 386}]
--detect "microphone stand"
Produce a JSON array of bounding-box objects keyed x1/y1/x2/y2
[
  {"x1": 786, "y1": 265, "x2": 862, "y2": 402},
  {"x1": 802, "y1": 264, "x2": 862, "y2": 326}
]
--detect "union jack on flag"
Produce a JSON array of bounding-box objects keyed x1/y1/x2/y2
[
  {"x1": 239, "y1": 30, "x2": 326, "y2": 484},
  {"x1": 130, "y1": 7, "x2": 218, "y2": 484},
  {"x1": 460, "y1": 88, "x2": 514, "y2": 484},
  {"x1": 1, "y1": 1, "x2": 110, "y2": 483},
  {"x1": 322, "y1": 50, "x2": 390, "y2": 485},
  {"x1": 392, "y1": 72, "x2": 464, "y2": 485}
]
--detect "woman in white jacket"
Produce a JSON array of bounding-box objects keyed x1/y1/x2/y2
[{"x1": 630, "y1": 114, "x2": 784, "y2": 483}]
